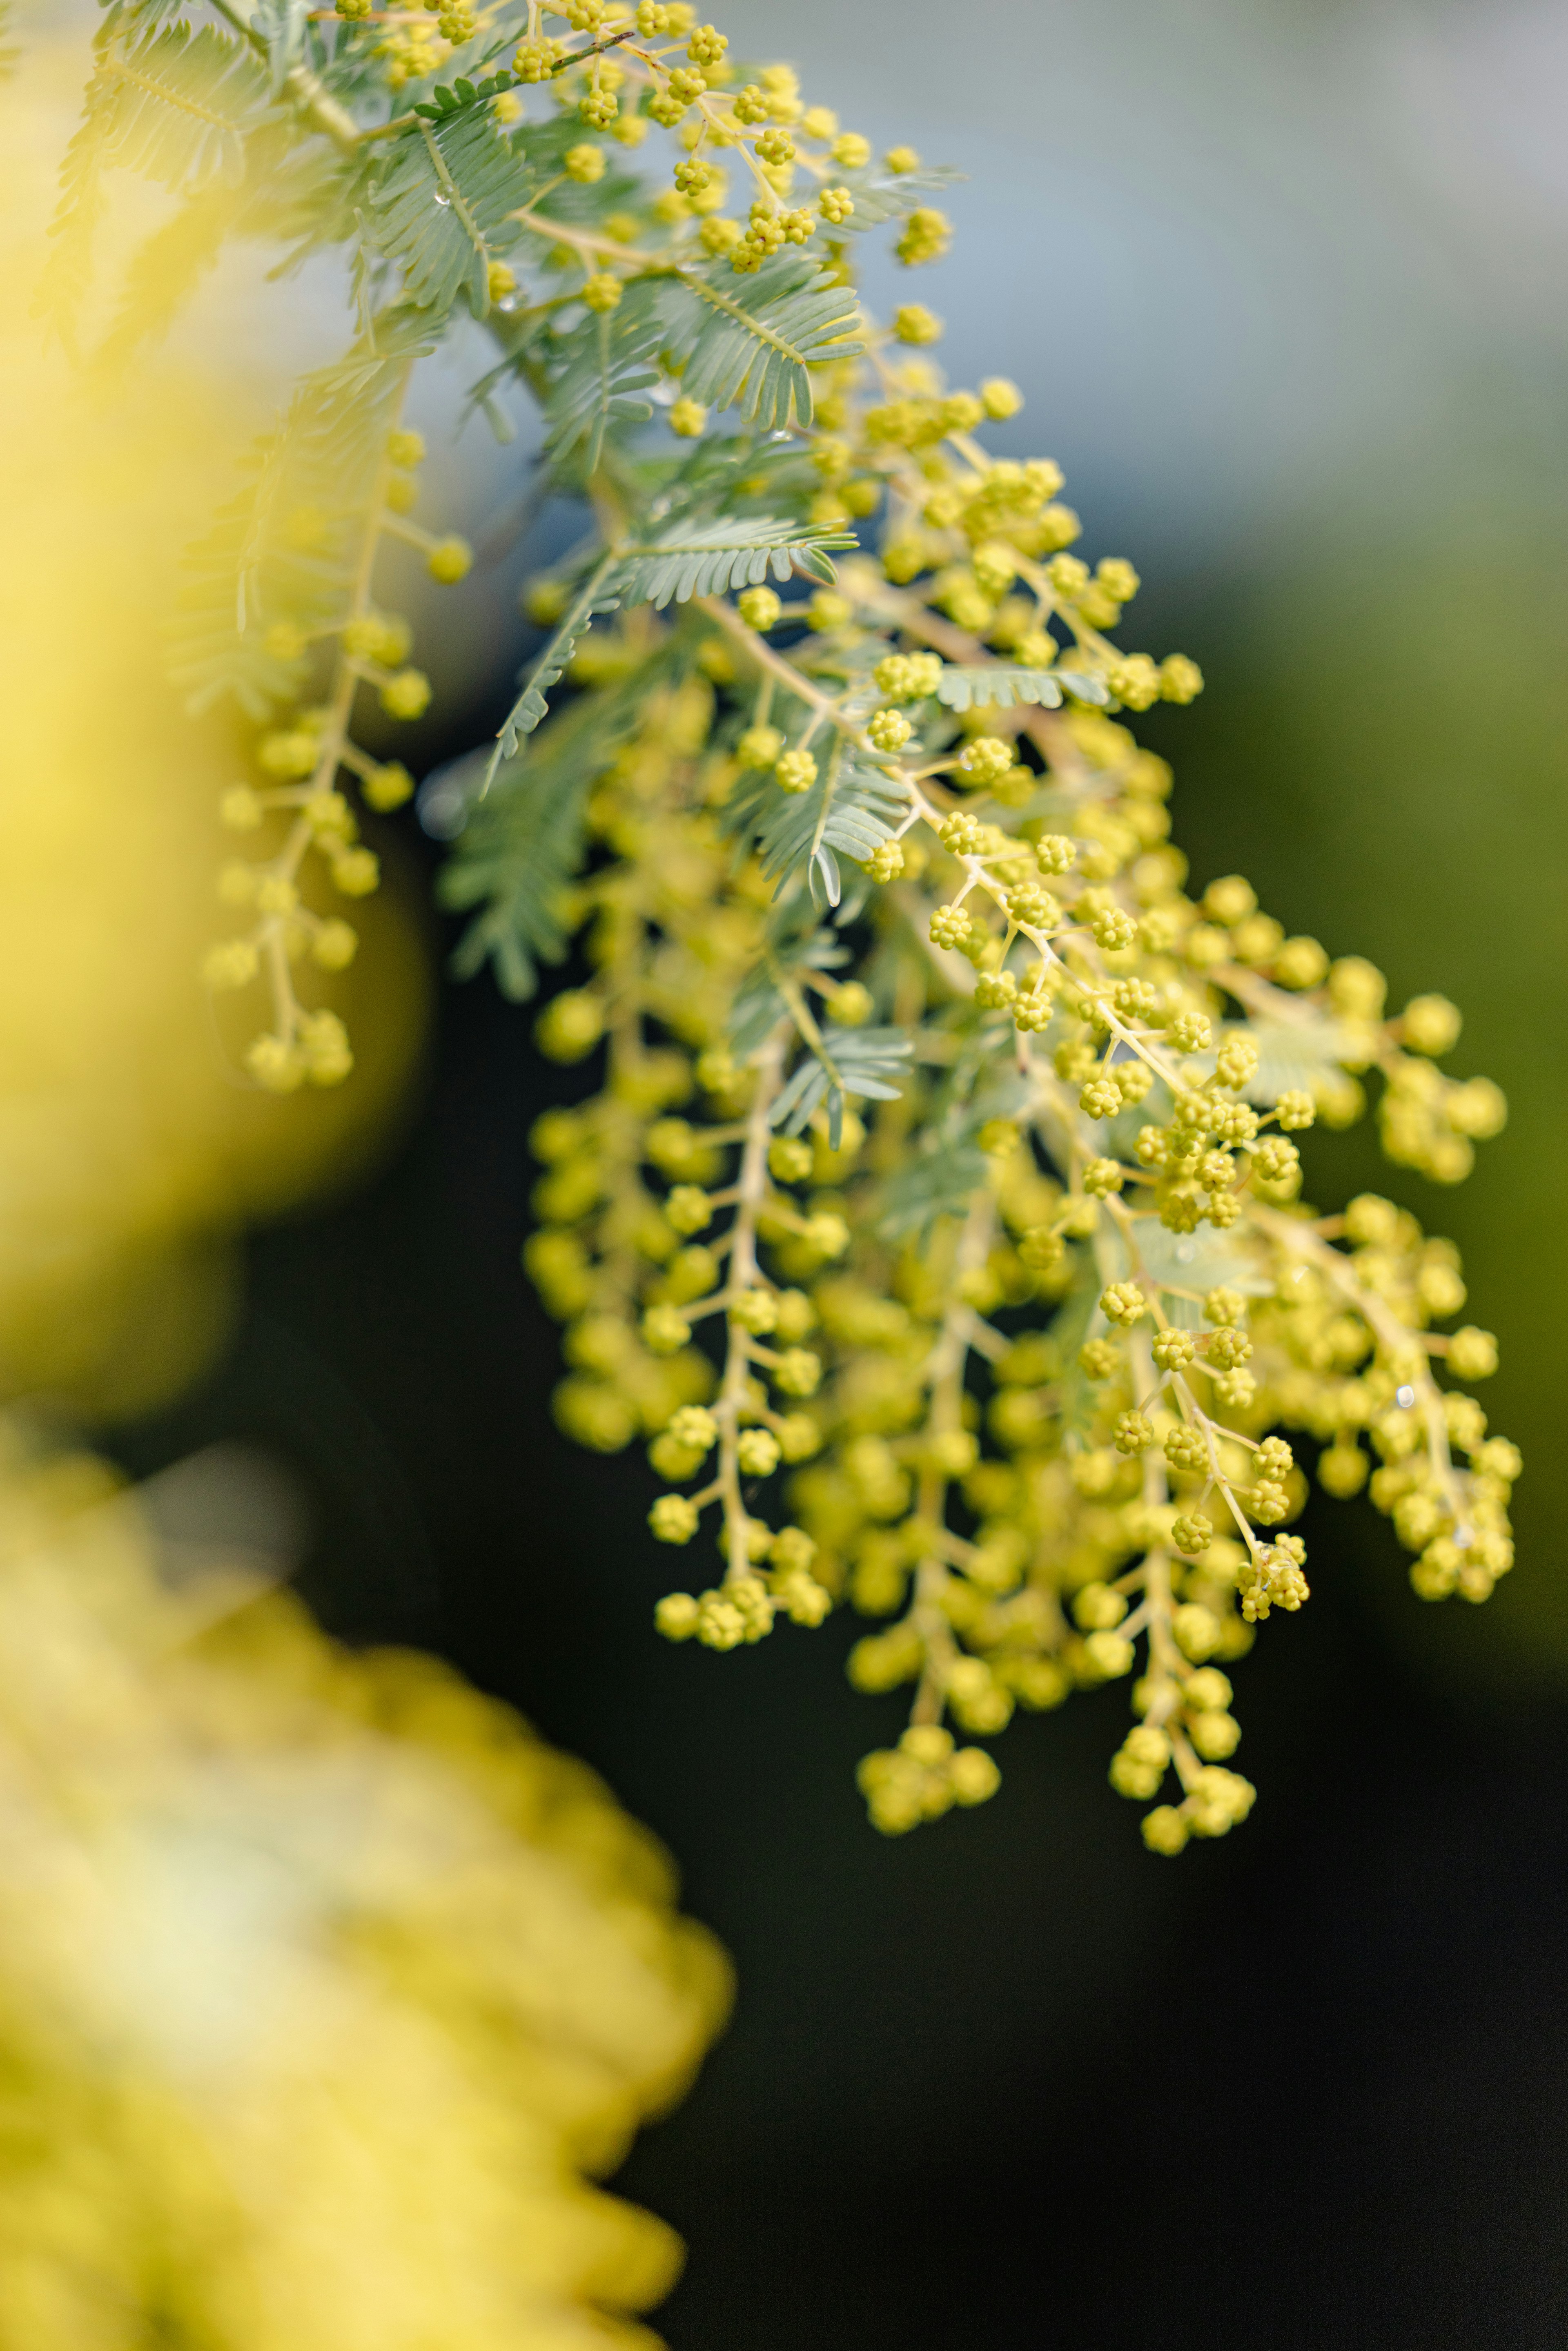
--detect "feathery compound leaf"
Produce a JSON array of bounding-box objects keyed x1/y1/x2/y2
[
  {"x1": 434, "y1": 725, "x2": 592, "y2": 1001},
  {"x1": 369, "y1": 109, "x2": 528, "y2": 321},
  {"x1": 827, "y1": 160, "x2": 964, "y2": 230},
  {"x1": 446, "y1": 633, "x2": 697, "y2": 994},
  {"x1": 935, "y1": 666, "x2": 1065, "y2": 713},
  {"x1": 98, "y1": 0, "x2": 194, "y2": 32},
  {"x1": 37, "y1": 22, "x2": 271, "y2": 347},
  {"x1": 728, "y1": 922, "x2": 847, "y2": 1059},
  {"x1": 93, "y1": 22, "x2": 268, "y2": 186},
  {"x1": 410, "y1": 71, "x2": 521, "y2": 123},
  {"x1": 1195, "y1": 1018, "x2": 1368, "y2": 1110},
  {"x1": 96, "y1": 126, "x2": 345, "y2": 368},
  {"x1": 96, "y1": 178, "x2": 243, "y2": 361},
  {"x1": 771, "y1": 1027, "x2": 913, "y2": 1150},
  {"x1": 487, "y1": 517, "x2": 831, "y2": 783},
  {"x1": 172, "y1": 314, "x2": 432, "y2": 716},
  {"x1": 541, "y1": 305, "x2": 662, "y2": 476},
  {"x1": 488, "y1": 555, "x2": 625, "y2": 778},
  {"x1": 880, "y1": 1134, "x2": 989, "y2": 1241},
  {"x1": 649, "y1": 420, "x2": 818, "y2": 501},
  {"x1": 617, "y1": 515, "x2": 855, "y2": 611},
  {"x1": 1127, "y1": 1217, "x2": 1271, "y2": 1305},
  {"x1": 640, "y1": 256, "x2": 863, "y2": 432},
  {"x1": 249, "y1": 0, "x2": 310, "y2": 99},
  {"x1": 727, "y1": 748, "x2": 909, "y2": 911},
  {"x1": 442, "y1": 771, "x2": 588, "y2": 1001}
]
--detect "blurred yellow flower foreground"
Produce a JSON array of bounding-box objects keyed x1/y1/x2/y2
[
  {"x1": 0, "y1": 1429, "x2": 728, "y2": 2350},
  {"x1": 0, "y1": 44, "x2": 426, "y2": 1419},
  {"x1": 0, "y1": 51, "x2": 728, "y2": 2344}
]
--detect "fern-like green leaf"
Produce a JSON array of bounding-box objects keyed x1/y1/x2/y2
[
  {"x1": 94, "y1": 20, "x2": 267, "y2": 186},
  {"x1": 1128, "y1": 1215, "x2": 1270, "y2": 1308},
  {"x1": 618, "y1": 515, "x2": 855, "y2": 609},
  {"x1": 541, "y1": 306, "x2": 662, "y2": 475},
  {"x1": 485, "y1": 519, "x2": 848, "y2": 782},
  {"x1": 935, "y1": 666, "x2": 1065, "y2": 713},
  {"x1": 827, "y1": 160, "x2": 964, "y2": 230},
  {"x1": 95, "y1": 180, "x2": 241, "y2": 364},
  {"x1": 37, "y1": 22, "x2": 271, "y2": 348},
  {"x1": 249, "y1": 0, "x2": 310, "y2": 99},
  {"x1": 880, "y1": 1134, "x2": 989, "y2": 1240},
  {"x1": 771, "y1": 1027, "x2": 913, "y2": 1150},
  {"x1": 1058, "y1": 669, "x2": 1112, "y2": 706},
  {"x1": 488, "y1": 553, "x2": 625, "y2": 775},
  {"x1": 96, "y1": 127, "x2": 345, "y2": 368},
  {"x1": 644, "y1": 427, "x2": 818, "y2": 521},
  {"x1": 728, "y1": 923, "x2": 847, "y2": 1059},
  {"x1": 726, "y1": 747, "x2": 909, "y2": 911},
  {"x1": 99, "y1": 0, "x2": 194, "y2": 33},
  {"x1": 435, "y1": 740, "x2": 592, "y2": 1001},
  {"x1": 368, "y1": 108, "x2": 528, "y2": 321},
  {"x1": 171, "y1": 312, "x2": 433, "y2": 716},
  {"x1": 410, "y1": 71, "x2": 522, "y2": 125},
  {"x1": 1048, "y1": 1255, "x2": 1106, "y2": 1444},
  {"x1": 639, "y1": 256, "x2": 863, "y2": 432},
  {"x1": 443, "y1": 634, "x2": 694, "y2": 996},
  {"x1": 438, "y1": 758, "x2": 590, "y2": 1001}
]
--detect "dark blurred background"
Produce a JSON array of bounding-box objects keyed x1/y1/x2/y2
[{"x1": 110, "y1": 1, "x2": 1568, "y2": 2342}]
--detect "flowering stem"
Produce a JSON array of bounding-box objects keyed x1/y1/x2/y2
[{"x1": 714, "y1": 1028, "x2": 786, "y2": 1583}]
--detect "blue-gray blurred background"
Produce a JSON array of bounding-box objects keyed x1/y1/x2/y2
[{"x1": 117, "y1": 4, "x2": 1568, "y2": 2345}]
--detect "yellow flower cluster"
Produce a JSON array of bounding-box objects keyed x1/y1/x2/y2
[
  {"x1": 178, "y1": 0, "x2": 960, "y2": 1096},
  {"x1": 208, "y1": 428, "x2": 470, "y2": 1092},
  {"x1": 507, "y1": 296, "x2": 1515, "y2": 1853},
  {"x1": 325, "y1": 0, "x2": 1502, "y2": 1856},
  {"x1": 0, "y1": 1424, "x2": 727, "y2": 2349},
  {"x1": 0, "y1": 67, "x2": 427, "y2": 1422},
  {"x1": 77, "y1": 0, "x2": 1515, "y2": 1855}
]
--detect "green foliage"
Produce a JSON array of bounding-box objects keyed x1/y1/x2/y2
[
  {"x1": 36, "y1": 0, "x2": 1519, "y2": 1864},
  {"x1": 95, "y1": 18, "x2": 267, "y2": 186},
  {"x1": 541, "y1": 306, "x2": 662, "y2": 473},
  {"x1": 410, "y1": 72, "x2": 519, "y2": 124},
  {"x1": 96, "y1": 127, "x2": 343, "y2": 367},
  {"x1": 99, "y1": 179, "x2": 242, "y2": 359},
  {"x1": 439, "y1": 733, "x2": 592, "y2": 1001},
  {"x1": 99, "y1": 0, "x2": 198, "y2": 32},
  {"x1": 879, "y1": 1131, "x2": 989, "y2": 1241},
  {"x1": 934, "y1": 666, "x2": 1115, "y2": 711},
  {"x1": 617, "y1": 515, "x2": 855, "y2": 609},
  {"x1": 490, "y1": 556, "x2": 627, "y2": 768},
  {"x1": 829, "y1": 160, "x2": 964, "y2": 231},
  {"x1": 368, "y1": 109, "x2": 526, "y2": 321},
  {"x1": 249, "y1": 0, "x2": 310, "y2": 98},
  {"x1": 727, "y1": 921, "x2": 847, "y2": 1059},
  {"x1": 173, "y1": 312, "x2": 431, "y2": 716},
  {"x1": 490, "y1": 520, "x2": 853, "y2": 780},
  {"x1": 724, "y1": 746, "x2": 908, "y2": 910},
  {"x1": 1047, "y1": 1258, "x2": 1104, "y2": 1445},
  {"x1": 38, "y1": 20, "x2": 270, "y2": 345},
  {"x1": 638, "y1": 256, "x2": 863, "y2": 432},
  {"x1": 638, "y1": 427, "x2": 818, "y2": 520},
  {"x1": 935, "y1": 666, "x2": 1064, "y2": 713},
  {"x1": 771, "y1": 1027, "x2": 914, "y2": 1150},
  {"x1": 443, "y1": 628, "x2": 698, "y2": 997}
]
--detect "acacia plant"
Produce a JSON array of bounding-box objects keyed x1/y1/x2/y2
[{"x1": 47, "y1": 0, "x2": 1518, "y2": 1853}]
